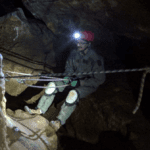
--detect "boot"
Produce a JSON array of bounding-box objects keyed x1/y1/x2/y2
[
  {"x1": 50, "y1": 120, "x2": 61, "y2": 131},
  {"x1": 24, "y1": 106, "x2": 42, "y2": 115}
]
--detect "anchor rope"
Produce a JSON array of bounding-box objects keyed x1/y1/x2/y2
[
  {"x1": 1, "y1": 67, "x2": 150, "y2": 114},
  {"x1": 1, "y1": 67, "x2": 150, "y2": 116}
]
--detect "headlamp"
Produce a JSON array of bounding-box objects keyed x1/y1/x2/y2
[
  {"x1": 73, "y1": 32, "x2": 81, "y2": 39},
  {"x1": 73, "y1": 31, "x2": 94, "y2": 41}
]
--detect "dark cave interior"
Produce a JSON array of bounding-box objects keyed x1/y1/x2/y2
[{"x1": 1, "y1": 0, "x2": 150, "y2": 150}]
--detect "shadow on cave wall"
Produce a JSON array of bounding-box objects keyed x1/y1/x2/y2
[
  {"x1": 0, "y1": 0, "x2": 35, "y2": 18},
  {"x1": 0, "y1": 0, "x2": 16, "y2": 17},
  {"x1": 52, "y1": 32, "x2": 77, "y2": 73},
  {"x1": 57, "y1": 130, "x2": 137, "y2": 150},
  {"x1": 115, "y1": 35, "x2": 150, "y2": 122},
  {"x1": 5, "y1": 80, "x2": 45, "y2": 111}
]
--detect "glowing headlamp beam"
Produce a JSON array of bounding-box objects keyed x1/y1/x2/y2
[{"x1": 74, "y1": 33, "x2": 81, "y2": 39}]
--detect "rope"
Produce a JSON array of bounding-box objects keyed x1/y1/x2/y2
[
  {"x1": 21, "y1": 78, "x2": 68, "y2": 81},
  {"x1": 0, "y1": 67, "x2": 149, "y2": 79},
  {"x1": 4, "y1": 70, "x2": 33, "y2": 76},
  {"x1": 3, "y1": 71, "x2": 68, "y2": 81},
  {"x1": 15, "y1": 78, "x2": 68, "y2": 83},
  {"x1": 1, "y1": 67, "x2": 150, "y2": 115},
  {"x1": 23, "y1": 83, "x2": 71, "y2": 89},
  {"x1": 132, "y1": 69, "x2": 150, "y2": 114}
]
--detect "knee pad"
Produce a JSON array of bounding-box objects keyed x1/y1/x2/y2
[
  {"x1": 45, "y1": 82, "x2": 56, "y2": 96},
  {"x1": 65, "y1": 90, "x2": 78, "y2": 106}
]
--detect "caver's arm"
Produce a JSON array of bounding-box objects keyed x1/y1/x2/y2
[{"x1": 75, "y1": 56, "x2": 105, "y2": 98}]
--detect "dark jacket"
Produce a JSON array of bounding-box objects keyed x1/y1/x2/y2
[{"x1": 64, "y1": 48, "x2": 105, "y2": 98}]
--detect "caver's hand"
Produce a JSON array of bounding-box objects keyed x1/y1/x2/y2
[
  {"x1": 63, "y1": 77, "x2": 70, "y2": 84},
  {"x1": 71, "y1": 80, "x2": 78, "y2": 87}
]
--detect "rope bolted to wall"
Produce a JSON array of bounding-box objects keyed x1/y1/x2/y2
[
  {"x1": 1, "y1": 52, "x2": 150, "y2": 115},
  {"x1": 0, "y1": 68, "x2": 148, "y2": 79}
]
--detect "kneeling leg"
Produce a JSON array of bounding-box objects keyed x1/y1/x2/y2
[{"x1": 56, "y1": 90, "x2": 79, "y2": 125}]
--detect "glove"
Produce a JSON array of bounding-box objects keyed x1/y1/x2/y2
[
  {"x1": 63, "y1": 77, "x2": 70, "y2": 84},
  {"x1": 71, "y1": 80, "x2": 78, "y2": 87}
]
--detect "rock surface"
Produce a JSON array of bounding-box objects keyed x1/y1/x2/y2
[
  {"x1": 1, "y1": 0, "x2": 150, "y2": 150},
  {"x1": 22, "y1": 0, "x2": 150, "y2": 39},
  {"x1": 6, "y1": 109, "x2": 57, "y2": 150},
  {"x1": 40, "y1": 73, "x2": 150, "y2": 150},
  {"x1": 0, "y1": 8, "x2": 55, "y2": 96}
]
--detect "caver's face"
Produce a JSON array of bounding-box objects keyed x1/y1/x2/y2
[{"x1": 76, "y1": 39, "x2": 90, "y2": 51}]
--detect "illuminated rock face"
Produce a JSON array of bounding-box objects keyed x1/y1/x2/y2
[
  {"x1": 2, "y1": 108, "x2": 58, "y2": 150},
  {"x1": 0, "y1": 8, "x2": 55, "y2": 96},
  {"x1": 1, "y1": 62, "x2": 57, "y2": 150},
  {"x1": 8, "y1": 112, "x2": 57, "y2": 150}
]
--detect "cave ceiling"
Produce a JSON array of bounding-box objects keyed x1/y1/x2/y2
[{"x1": 22, "y1": 0, "x2": 150, "y2": 39}]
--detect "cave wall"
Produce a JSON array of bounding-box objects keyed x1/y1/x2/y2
[{"x1": 1, "y1": 0, "x2": 150, "y2": 150}]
